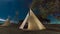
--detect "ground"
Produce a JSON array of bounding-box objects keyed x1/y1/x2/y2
[{"x1": 0, "y1": 24, "x2": 60, "y2": 34}]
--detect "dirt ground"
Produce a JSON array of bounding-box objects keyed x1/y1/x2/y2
[{"x1": 0, "y1": 26, "x2": 60, "y2": 34}]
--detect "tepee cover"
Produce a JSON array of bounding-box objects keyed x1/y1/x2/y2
[{"x1": 19, "y1": 9, "x2": 46, "y2": 30}]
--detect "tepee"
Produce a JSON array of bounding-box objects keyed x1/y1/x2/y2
[
  {"x1": 0, "y1": 16, "x2": 10, "y2": 26},
  {"x1": 19, "y1": 9, "x2": 46, "y2": 30}
]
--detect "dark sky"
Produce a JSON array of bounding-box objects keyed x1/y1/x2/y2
[{"x1": 0, "y1": 0, "x2": 32, "y2": 20}]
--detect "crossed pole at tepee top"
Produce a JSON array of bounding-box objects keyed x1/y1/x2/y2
[{"x1": 19, "y1": 9, "x2": 46, "y2": 30}]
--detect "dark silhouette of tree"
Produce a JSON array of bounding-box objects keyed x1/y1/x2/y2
[{"x1": 31, "y1": 0, "x2": 60, "y2": 23}]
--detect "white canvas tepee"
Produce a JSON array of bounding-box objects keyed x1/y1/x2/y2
[
  {"x1": 19, "y1": 9, "x2": 46, "y2": 30},
  {"x1": 0, "y1": 16, "x2": 10, "y2": 26}
]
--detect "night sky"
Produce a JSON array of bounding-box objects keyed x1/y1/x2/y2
[
  {"x1": 0, "y1": 0, "x2": 32, "y2": 20},
  {"x1": 0, "y1": 0, "x2": 60, "y2": 24}
]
